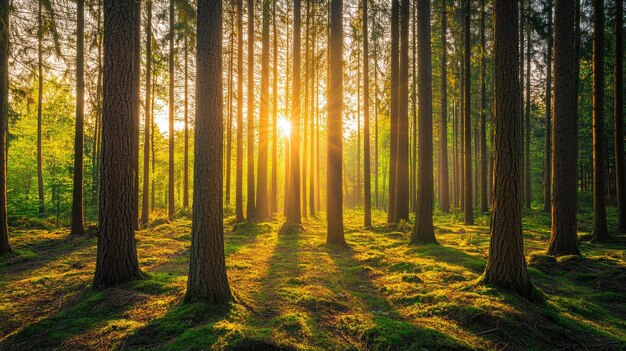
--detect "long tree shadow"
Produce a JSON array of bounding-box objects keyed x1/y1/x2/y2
[{"x1": 405, "y1": 244, "x2": 486, "y2": 274}]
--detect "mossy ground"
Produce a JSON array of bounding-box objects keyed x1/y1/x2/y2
[{"x1": 1, "y1": 207, "x2": 625, "y2": 350}]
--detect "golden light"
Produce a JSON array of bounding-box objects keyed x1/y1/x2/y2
[{"x1": 278, "y1": 117, "x2": 292, "y2": 138}]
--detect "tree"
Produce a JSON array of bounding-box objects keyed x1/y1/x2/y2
[
  {"x1": 524, "y1": 1, "x2": 531, "y2": 209},
  {"x1": 542, "y1": 2, "x2": 553, "y2": 214},
  {"x1": 141, "y1": 0, "x2": 152, "y2": 227},
  {"x1": 548, "y1": 0, "x2": 580, "y2": 257},
  {"x1": 410, "y1": 0, "x2": 436, "y2": 245},
  {"x1": 463, "y1": 0, "x2": 473, "y2": 224},
  {"x1": 183, "y1": 21, "x2": 190, "y2": 209},
  {"x1": 394, "y1": 0, "x2": 409, "y2": 223},
  {"x1": 479, "y1": 0, "x2": 488, "y2": 213},
  {"x1": 388, "y1": 0, "x2": 399, "y2": 223},
  {"x1": 0, "y1": 0, "x2": 11, "y2": 255},
  {"x1": 614, "y1": 0, "x2": 625, "y2": 233},
  {"x1": 286, "y1": 0, "x2": 302, "y2": 225},
  {"x1": 70, "y1": 0, "x2": 85, "y2": 236},
  {"x1": 37, "y1": 0, "x2": 44, "y2": 218},
  {"x1": 246, "y1": 0, "x2": 256, "y2": 221},
  {"x1": 185, "y1": 0, "x2": 232, "y2": 304},
  {"x1": 481, "y1": 0, "x2": 538, "y2": 301},
  {"x1": 591, "y1": 0, "x2": 608, "y2": 241},
  {"x1": 93, "y1": 0, "x2": 142, "y2": 288},
  {"x1": 168, "y1": 0, "x2": 175, "y2": 220},
  {"x1": 256, "y1": 0, "x2": 271, "y2": 221},
  {"x1": 327, "y1": 0, "x2": 345, "y2": 245},
  {"x1": 362, "y1": 0, "x2": 372, "y2": 227},
  {"x1": 132, "y1": 0, "x2": 140, "y2": 230},
  {"x1": 271, "y1": 0, "x2": 278, "y2": 214},
  {"x1": 439, "y1": 0, "x2": 450, "y2": 213},
  {"x1": 235, "y1": 0, "x2": 244, "y2": 222}
]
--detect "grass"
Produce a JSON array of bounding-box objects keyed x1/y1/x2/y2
[{"x1": 0, "y1": 207, "x2": 625, "y2": 350}]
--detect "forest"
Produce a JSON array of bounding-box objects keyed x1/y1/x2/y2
[{"x1": 0, "y1": 0, "x2": 625, "y2": 349}]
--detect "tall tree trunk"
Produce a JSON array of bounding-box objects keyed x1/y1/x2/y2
[
  {"x1": 463, "y1": 0, "x2": 473, "y2": 224},
  {"x1": 271, "y1": 0, "x2": 278, "y2": 214},
  {"x1": 479, "y1": 0, "x2": 488, "y2": 213},
  {"x1": 614, "y1": 0, "x2": 625, "y2": 232},
  {"x1": 356, "y1": 49, "x2": 361, "y2": 208},
  {"x1": 132, "y1": 0, "x2": 141, "y2": 230},
  {"x1": 302, "y1": 0, "x2": 310, "y2": 218},
  {"x1": 394, "y1": 0, "x2": 409, "y2": 222},
  {"x1": 524, "y1": 4, "x2": 531, "y2": 209},
  {"x1": 374, "y1": 27, "x2": 379, "y2": 210},
  {"x1": 481, "y1": 0, "x2": 537, "y2": 301},
  {"x1": 71, "y1": 0, "x2": 85, "y2": 236},
  {"x1": 548, "y1": 0, "x2": 580, "y2": 256},
  {"x1": 0, "y1": 0, "x2": 11, "y2": 254},
  {"x1": 591, "y1": 0, "x2": 609, "y2": 241},
  {"x1": 226, "y1": 11, "x2": 234, "y2": 206},
  {"x1": 235, "y1": 0, "x2": 244, "y2": 222},
  {"x1": 246, "y1": 0, "x2": 256, "y2": 220},
  {"x1": 363, "y1": 0, "x2": 371, "y2": 227},
  {"x1": 183, "y1": 32, "x2": 190, "y2": 208},
  {"x1": 92, "y1": 4, "x2": 103, "y2": 210},
  {"x1": 519, "y1": 1, "x2": 525, "y2": 207},
  {"x1": 37, "y1": 0, "x2": 44, "y2": 218},
  {"x1": 185, "y1": 0, "x2": 232, "y2": 305},
  {"x1": 411, "y1": 0, "x2": 417, "y2": 212},
  {"x1": 286, "y1": 0, "x2": 302, "y2": 225},
  {"x1": 439, "y1": 0, "x2": 449, "y2": 213},
  {"x1": 151, "y1": 75, "x2": 155, "y2": 211},
  {"x1": 410, "y1": 0, "x2": 436, "y2": 245},
  {"x1": 388, "y1": 0, "x2": 399, "y2": 223},
  {"x1": 93, "y1": 0, "x2": 142, "y2": 288},
  {"x1": 168, "y1": 0, "x2": 175, "y2": 219},
  {"x1": 309, "y1": 2, "x2": 317, "y2": 217},
  {"x1": 256, "y1": 0, "x2": 270, "y2": 221},
  {"x1": 543, "y1": 3, "x2": 553, "y2": 214},
  {"x1": 141, "y1": 0, "x2": 152, "y2": 226},
  {"x1": 327, "y1": 0, "x2": 345, "y2": 245}
]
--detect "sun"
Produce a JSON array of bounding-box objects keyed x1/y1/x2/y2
[{"x1": 278, "y1": 117, "x2": 292, "y2": 138}]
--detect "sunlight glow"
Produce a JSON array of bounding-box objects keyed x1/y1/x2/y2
[{"x1": 278, "y1": 117, "x2": 292, "y2": 138}]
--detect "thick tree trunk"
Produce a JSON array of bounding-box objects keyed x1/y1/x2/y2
[
  {"x1": 363, "y1": 0, "x2": 371, "y2": 227},
  {"x1": 548, "y1": 0, "x2": 580, "y2": 257},
  {"x1": 302, "y1": 0, "x2": 310, "y2": 218},
  {"x1": 463, "y1": 0, "x2": 473, "y2": 224},
  {"x1": 410, "y1": 0, "x2": 436, "y2": 245},
  {"x1": 394, "y1": 0, "x2": 409, "y2": 223},
  {"x1": 0, "y1": 0, "x2": 11, "y2": 254},
  {"x1": 93, "y1": 0, "x2": 142, "y2": 288},
  {"x1": 439, "y1": 0, "x2": 449, "y2": 213},
  {"x1": 226, "y1": 13, "x2": 234, "y2": 206},
  {"x1": 271, "y1": 0, "x2": 278, "y2": 214},
  {"x1": 168, "y1": 0, "x2": 175, "y2": 219},
  {"x1": 309, "y1": 3, "x2": 317, "y2": 217},
  {"x1": 525, "y1": 5, "x2": 532, "y2": 210},
  {"x1": 614, "y1": 0, "x2": 625, "y2": 232},
  {"x1": 479, "y1": 0, "x2": 488, "y2": 213},
  {"x1": 327, "y1": 0, "x2": 345, "y2": 245},
  {"x1": 388, "y1": 0, "x2": 399, "y2": 223},
  {"x1": 543, "y1": 4, "x2": 553, "y2": 214},
  {"x1": 481, "y1": 0, "x2": 538, "y2": 301},
  {"x1": 235, "y1": 0, "x2": 244, "y2": 222},
  {"x1": 246, "y1": 0, "x2": 256, "y2": 220},
  {"x1": 256, "y1": 0, "x2": 270, "y2": 221},
  {"x1": 591, "y1": 0, "x2": 609, "y2": 241},
  {"x1": 37, "y1": 0, "x2": 44, "y2": 218},
  {"x1": 185, "y1": 0, "x2": 232, "y2": 305},
  {"x1": 132, "y1": 0, "x2": 140, "y2": 230},
  {"x1": 286, "y1": 0, "x2": 302, "y2": 225},
  {"x1": 71, "y1": 0, "x2": 85, "y2": 236},
  {"x1": 141, "y1": 0, "x2": 152, "y2": 227}
]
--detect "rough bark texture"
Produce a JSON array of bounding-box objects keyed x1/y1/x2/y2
[
  {"x1": 235, "y1": 0, "x2": 244, "y2": 222},
  {"x1": 37, "y1": 0, "x2": 44, "y2": 218},
  {"x1": 549, "y1": 0, "x2": 580, "y2": 257},
  {"x1": 132, "y1": 0, "x2": 140, "y2": 230},
  {"x1": 394, "y1": 0, "x2": 409, "y2": 223},
  {"x1": 93, "y1": 0, "x2": 142, "y2": 288},
  {"x1": 591, "y1": 0, "x2": 609, "y2": 241},
  {"x1": 286, "y1": 0, "x2": 302, "y2": 225},
  {"x1": 388, "y1": 0, "x2": 399, "y2": 223},
  {"x1": 141, "y1": 0, "x2": 152, "y2": 227},
  {"x1": 185, "y1": 0, "x2": 232, "y2": 305},
  {"x1": 271, "y1": 0, "x2": 278, "y2": 214},
  {"x1": 439, "y1": 0, "x2": 449, "y2": 213},
  {"x1": 463, "y1": 0, "x2": 473, "y2": 224},
  {"x1": 363, "y1": 0, "x2": 371, "y2": 227},
  {"x1": 524, "y1": 4, "x2": 531, "y2": 210},
  {"x1": 543, "y1": 3, "x2": 553, "y2": 214},
  {"x1": 615, "y1": 0, "x2": 625, "y2": 233},
  {"x1": 481, "y1": 0, "x2": 538, "y2": 301},
  {"x1": 479, "y1": 0, "x2": 487, "y2": 213},
  {"x1": 168, "y1": 0, "x2": 175, "y2": 219},
  {"x1": 183, "y1": 33, "x2": 189, "y2": 209},
  {"x1": 410, "y1": 0, "x2": 436, "y2": 245},
  {"x1": 256, "y1": 0, "x2": 271, "y2": 221},
  {"x1": 246, "y1": 0, "x2": 256, "y2": 221},
  {"x1": 0, "y1": 0, "x2": 12, "y2": 254},
  {"x1": 327, "y1": 0, "x2": 345, "y2": 245},
  {"x1": 71, "y1": 0, "x2": 85, "y2": 236}
]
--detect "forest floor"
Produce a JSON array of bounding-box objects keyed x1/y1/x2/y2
[{"x1": 1, "y1": 207, "x2": 626, "y2": 351}]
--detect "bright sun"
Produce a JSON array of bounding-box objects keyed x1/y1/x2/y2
[{"x1": 278, "y1": 117, "x2": 292, "y2": 138}]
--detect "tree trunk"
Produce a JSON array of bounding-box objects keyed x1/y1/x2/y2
[
  {"x1": 256, "y1": 0, "x2": 270, "y2": 221},
  {"x1": 93, "y1": 0, "x2": 142, "y2": 288},
  {"x1": 388, "y1": 0, "x2": 399, "y2": 223},
  {"x1": 309, "y1": 2, "x2": 317, "y2": 217},
  {"x1": 591, "y1": 0, "x2": 609, "y2": 241},
  {"x1": 141, "y1": 0, "x2": 152, "y2": 227},
  {"x1": 226, "y1": 11, "x2": 234, "y2": 206},
  {"x1": 548, "y1": 0, "x2": 580, "y2": 257},
  {"x1": 481, "y1": 0, "x2": 537, "y2": 302},
  {"x1": 185, "y1": 0, "x2": 232, "y2": 305},
  {"x1": 271, "y1": 0, "x2": 278, "y2": 214},
  {"x1": 286, "y1": 0, "x2": 302, "y2": 225},
  {"x1": 410, "y1": 0, "x2": 436, "y2": 245},
  {"x1": 524, "y1": 4, "x2": 532, "y2": 210},
  {"x1": 363, "y1": 0, "x2": 371, "y2": 227},
  {"x1": 168, "y1": 0, "x2": 175, "y2": 219},
  {"x1": 374, "y1": 28, "x2": 379, "y2": 210},
  {"x1": 71, "y1": 0, "x2": 85, "y2": 236},
  {"x1": 327, "y1": 0, "x2": 345, "y2": 245},
  {"x1": 479, "y1": 0, "x2": 488, "y2": 213},
  {"x1": 439, "y1": 0, "x2": 449, "y2": 213},
  {"x1": 235, "y1": 0, "x2": 244, "y2": 222},
  {"x1": 614, "y1": 0, "x2": 625, "y2": 232},
  {"x1": 394, "y1": 0, "x2": 409, "y2": 223},
  {"x1": 463, "y1": 0, "x2": 473, "y2": 224},
  {"x1": 246, "y1": 0, "x2": 256, "y2": 220},
  {"x1": 0, "y1": 0, "x2": 11, "y2": 254},
  {"x1": 183, "y1": 32, "x2": 189, "y2": 209},
  {"x1": 37, "y1": 0, "x2": 44, "y2": 218},
  {"x1": 542, "y1": 3, "x2": 553, "y2": 214}
]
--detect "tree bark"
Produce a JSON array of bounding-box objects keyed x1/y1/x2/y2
[
  {"x1": 614, "y1": 0, "x2": 625, "y2": 232},
  {"x1": 185, "y1": 0, "x2": 232, "y2": 305},
  {"x1": 463, "y1": 0, "x2": 473, "y2": 224},
  {"x1": 524, "y1": 2, "x2": 532, "y2": 209},
  {"x1": 439, "y1": 0, "x2": 449, "y2": 213},
  {"x1": 246, "y1": 0, "x2": 256, "y2": 220},
  {"x1": 271, "y1": 0, "x2": 278, "y2": 214},
  {"x1": 256, "y1": 0, "x2": 270, "y2": 221},
  {"x1": 542, "y1": 3, "x2": 553, "y2": 214},
  {"x1": 388, "y1": 0, "x2": 399, "y2": 223},
  {"x1": 363, "y1": 0, "x2": 371, "y2": 227},
  {"x1": 168, "y1": 0, "x2": 175, "y2": 219},
  {"x1": 0, "y1": 0, "x2": 11, "y2": 254},
  {"x1": 141, "y1": 0, "x2": 152, "y2": 227},
  {"x1": 286, "y1": 0, "x2": 302, "y2": 225},
  {"x1": 235, "y1": 0, "x2": 244, "y2": 222},
  {"x1": 183, "y1": 31, "x2": 189, "y2": 209},
  {"x1": 548, "y1": 0, "x2": 580, "y2": 257},
  {"x1": 479, "y1": 0, "x2": 488, "y2": 213},
  {"x1": 71, "y1": 0, "x2": 85, "y2": 236},
  {"x1": 37, "y1": 0, "x2": 44, "y2": 218},
  {"x1": 394, "y1": 0, "x2": 410, "y2": 223},
  {"x1": 93, "y1": 0, "x2": 142, "y2": 288}
]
